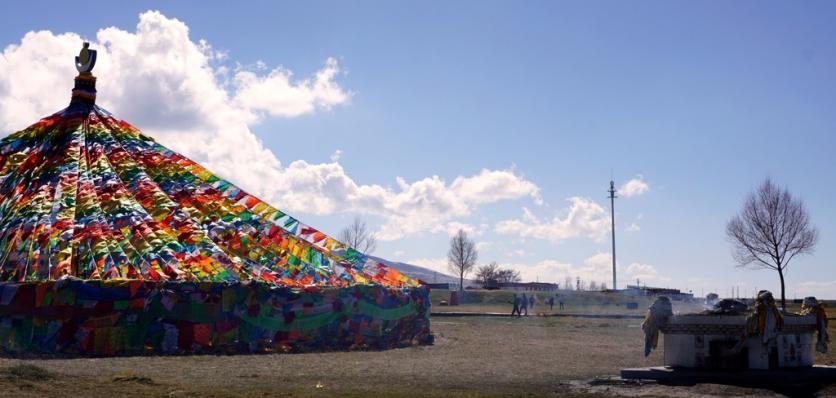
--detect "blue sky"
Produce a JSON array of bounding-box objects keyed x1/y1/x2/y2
[{"x1": 1, "y1": 2, "x2": 835, "y2": 298}]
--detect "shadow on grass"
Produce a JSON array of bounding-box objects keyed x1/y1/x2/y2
[
  {"x1": 622, "y1": 367, "x2": 836, "y2": 398},
  {"x1": 658, "y1": 379, "x2": 832, "y2": 398}
]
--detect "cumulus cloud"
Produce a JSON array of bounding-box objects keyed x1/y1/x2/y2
[
  {"x1": 494, "y1": 198, "x2": 610, "y2": 243},
  {"x1": 372, "y1": 170, "x2": 539, "y2": 240},
  {"x1": 233, "y1": 57, "x2": 349, "y2": 118},
  {"x1": 0, "y1": 31, "x2": 83, "y2": 133},
  {"x1": 513, "y1": 260, "x2": 573, "y2": 284},
  {"x1": 619, "y1": 177, "x2": 650, "y2": 198},
  {"x1": 430, "y1": 221, "x2": 491, "y2": 239},
  {"x1": 449, "y1": 169, "x2": 542, "y2": 206},
  {"x1": 0, "y1": 11, "x2": 541, "y2": 240},
  {"x1": 626, "y1": 262, "x2": 670, "y2": 283},
  {"x1": 433, "y1": 221, "x2": 478, "y2": 237}
]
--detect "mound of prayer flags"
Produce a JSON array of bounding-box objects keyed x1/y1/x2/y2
[{"x1": 0, "y1": 43, "x2": 430, "y2": 356}]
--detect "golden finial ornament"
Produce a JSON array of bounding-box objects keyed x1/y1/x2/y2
[
  {"x1": 75, "y1": 42, "x2": 97, "y2": 76},
  {"x1": 71, "y1": 42, "x2": 97, "y2": 104}
]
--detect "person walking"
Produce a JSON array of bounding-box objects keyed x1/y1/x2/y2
[
  {"x1": 521, "y1": 293, "x2": 529, "y2": 316},
  {"x1": 559, "y1": 295, "x2": 565, "y2": 310},
  {"x1": 529, "y1": 295, "x2": 535, "y2": 310},
  {"x1": 511, "y1": 293, "x2": 521, "y2": 317},
  {"x1": 548, "y1": 296, "x2": 555, "y2": 311}
]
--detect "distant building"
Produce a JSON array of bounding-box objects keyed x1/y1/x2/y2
[
  {"x1": 623, "y1": 284, "x2": 694, "y2": 301},
  {"x1": 425, "y1": 282, "x2": 458, "y2": 290},
  {"x1": 497, "y1": 282, "x2": 560, "y2": 292}
]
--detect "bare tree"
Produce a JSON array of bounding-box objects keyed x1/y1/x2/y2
[
  {"x1": 589, "y1": 281, "x2": 599, "y2": 291},
  {"x1": 474, "y1": 262, "x2": 520, "y2": 287},
  {"x1": 495, "y1": 268, "x2": 521, "y2": 283},
  {"x1": 475, "y1": 262, "x2": 500, "y2": 288},
  {"x1": 564, "y1": 276, "x2": 573, "y2": 291},
  {"x1": 338, "y1": 217, "x2": 377, "y2": 255},
  {"x1": 726, "y1": 178, "x2": 818, "y2": 310},
  {"x1": 601, "y1": 282, "x2": 608, "y2": 291},
  {"x1": 448, "y1": 229, "x2": 478, "y2": 291}
]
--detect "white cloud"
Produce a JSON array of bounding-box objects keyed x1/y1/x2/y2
[
  {"x1": 0, "y1": 11, "x2": 541, "y2": 241},
  {"x1": 0, "y1": 31, "x2": 83, "y2": 133},
  {"x1": 330, "y1": 149, "x2": 342, "y2": 162},
  {"x1": 514, "y1": 260, "x2": 574, "y2": 284},
  {"x1": 392, "y1": 250, "x2": 406, "y2": 257},
  {"x1": 430, "y1": 221, "x2": 491, "y2": 238},
  {"x1": 372, "y1": 170, "x2": 540, "y2": 240},
  {"x1": 433, "y1": 221, "x2": 477, "y2": 237},
  {"x1": 233, "y1": 57, "x2": 349, "y2": 118},
  {"x1": 619, "y1": 177, "x2": 650, "y2": 198},
  {"x1": 626, "y1": 262, "x2": 670, "y2": 284},
  {"x1": 504, "y1": 254, "x2": 669, "y2": 289},
  {"x1": 584, "y1": 252, "x2": 613, "y2": 269},
  {"x1": 512, "y1": 253, "x2": 613, "y2": 286},
  {"x1": 494, "y1": 198, "x2": 610, "y2": 243},
  {"x1": 450, "y1": 169, "x2": 542, "y2": 206}
]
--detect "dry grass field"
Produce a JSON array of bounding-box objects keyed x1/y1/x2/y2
[{"x1": 0, "y1": 313, "x2": 833, "y2": 397}]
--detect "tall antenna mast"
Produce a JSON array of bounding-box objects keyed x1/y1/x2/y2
[{"x1": 608, "y1": 180, "x2": 618, "y2": 290}]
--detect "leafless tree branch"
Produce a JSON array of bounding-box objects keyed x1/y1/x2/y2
[
  {"x1": 475, "y1": 262, "x2": 520, "y2": 287},
  {"x1": 725, "y1": 178, "x2": 818, "y2": 309},
  {"x1": 448, "y1": 229, "x2": 478, "y2": 291},
  {"x1": 338, "y1": 217, "x2": 377, "y2": 255}
]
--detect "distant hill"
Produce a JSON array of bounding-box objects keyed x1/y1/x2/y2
[{"x1": 368, "y1": 255, "x2": 467, "y2": 285}]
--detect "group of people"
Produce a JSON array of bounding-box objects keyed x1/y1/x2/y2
[{"x1": 511, "y1": 293, "x2": 564, "y2": 317}]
